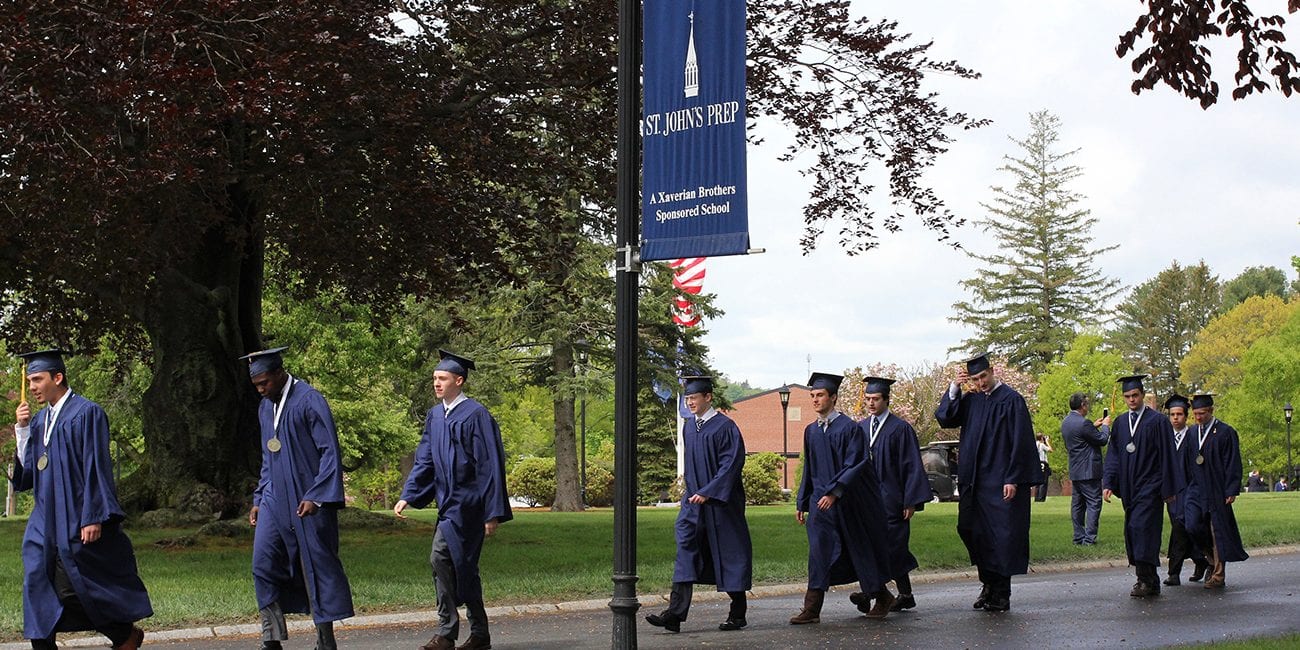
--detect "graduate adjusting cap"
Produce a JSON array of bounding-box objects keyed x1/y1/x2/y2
[
  {"x1": 1191, "y1": 393, "x2": 1215, "y2": 409},
  {"x1": 1164, "y1": 394, "x2": 1191, "y2": 411},
  {"x1": 807, "y1": 372, "x2": 843, "y2": 394},
  {"x1": 1117, "y1": 374, "x2": 1148, "y2": 392},
  {"x1": 681, "y1": 375, "x2": 714, "y2": 396},
  {"x1": 862, "y1": 376, "x2": 896, "y2": 395},
  {"x1": 238, "y1": 346, "x2": 289, "y2": 377},
  {"x1": 16, "y1": 349, "x2": 67, "y2": 375},
  {"x1": 963, "y1": 352, "x2": 991, "y2": 375},
  {"x1": 435, "y1": 349, "x2": 476, "y2": 377}
]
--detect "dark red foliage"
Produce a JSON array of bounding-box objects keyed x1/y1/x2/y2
[{"x1": 1118, "y1": 0, "x2": 1300, "y2": 108}]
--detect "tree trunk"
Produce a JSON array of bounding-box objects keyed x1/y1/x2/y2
[
  {"x1": 551, "y1": 341, "x2": 583, "y2": 511},
  {"x1": 125, "y1": 160, "x2": 265, "y2": 517}
]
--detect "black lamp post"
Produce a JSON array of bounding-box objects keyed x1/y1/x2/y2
[
  {"x1": 577, "y1": 340, "x2": 589, "y2": 505},
  {"x1": 1285, "y1": 402, "x2": 1294, "y2": 484},
  {"x1": 778, "y1": 386, "x2": 791, "y2": 490}
]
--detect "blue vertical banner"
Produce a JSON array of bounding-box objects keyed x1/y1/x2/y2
[{"x1": 641, "y1": 0, "x2": 749, "y2": 262}]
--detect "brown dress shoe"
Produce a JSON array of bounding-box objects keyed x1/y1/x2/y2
[
  {"x1": 789, "y1": 589, "x2": 824, "y2": 624},
  {"x1": 1203, "y1": 577, "x2": 1225, "y2": 589},
  {"x1": 865, "y1": 591, "x2": 895, "y2": 619},
  {"x1": 114, "y1": 627, "x2": 145, "y2": 650},
  {"x1": 421, "y1": 635, "x2": 455, "y2": 650},
  {"x1": 455, "y1": 636, "x2": 491, "y2": 650}
]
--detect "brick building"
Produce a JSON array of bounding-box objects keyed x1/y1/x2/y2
[{"x1": 724, "y1": 384, "x2": 813, "y2": 489}]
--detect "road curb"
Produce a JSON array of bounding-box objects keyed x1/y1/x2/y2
[{"x1": 10, "y1": 544, "x2": 1298, "y2": 648}]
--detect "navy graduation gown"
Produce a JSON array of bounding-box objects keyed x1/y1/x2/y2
[
  {"x1": 400, "y1": 398, "x2": 513, "y2": 604},
  {"x1": 796, "y1": 415, "x2": 891, "y2": 593},
  {"x1": 1167, "y1": 427, "x2": 1194, "y2": 523},
  {"x1": 1102, "y1": 407, "x2": 1177, "y2": 566},
  {"x1": 935, "y1": 383, "x2": 1041, "y2": 577},
  {"x1": 672, "y1": 413, "x2": 753, "y2": 592},
  {"x1": 1183, "y1": 420, "x2": 1248, "y2": 563},
  {"x1": 251, "y1": 379, "x2": 354, "y2": 623},
  {"x1": 864, "y1": 413, "x2": 931, "y2": 579},
  {"x1": 14, "y1": 394, "x2": 152, "y2": 639}
]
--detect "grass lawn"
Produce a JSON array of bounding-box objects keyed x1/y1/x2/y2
[{"x1": 0, "y1": 492, "x2": 1296, "y2": 639}]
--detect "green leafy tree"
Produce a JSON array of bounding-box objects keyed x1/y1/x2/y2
[
  {"x1": 1110, "y1": 261, "x2": 1222, "y2": 399},
  {"x1": 1181, "y1": 295, "x2": 1298, "y2": 394},
  {"x1": 950, "y1": 111, "x2": 1120, "y2": 373},
  {"x1": 1222, "y1": 265, "x2": 1292, "y2": 310},
  {"x1": 1217, "y1": 307, "x2": 1300, "y2": 478},
  {"x1": 1033, "y1": 333, "x2": 1129, "y2": 480}
]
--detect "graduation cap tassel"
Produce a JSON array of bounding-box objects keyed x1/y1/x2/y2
[{"x1": 18, "y1": 362, "x2": 26, "y2": 404}]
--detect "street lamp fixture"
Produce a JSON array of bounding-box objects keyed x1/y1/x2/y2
[{"x1": 777, "y1": 386, "x2": 791, "y2": 490}]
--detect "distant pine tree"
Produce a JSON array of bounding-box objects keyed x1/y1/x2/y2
[{"x1": 950, "y1": 111, "x2": 1120, "y2": 373}]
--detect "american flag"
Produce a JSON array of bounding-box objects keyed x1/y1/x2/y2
[{"x1": 668, "y1": 257, "x2": 706, "y2": 327}]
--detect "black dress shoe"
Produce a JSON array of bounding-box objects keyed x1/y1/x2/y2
[
  {"x1": 1189, "y1": 564, "x2": 1208, "y2": 582},
  {"x1": 973, "y1": 585, "x2": 990, "y2": 609},
  {"x1": 718, "y1": 618, "x2": 747, "y2": 631},
  {"x1": 645, "y1": 612, "x2": 681, "y2": 633},
  {"x1": 890, "y1": 593, "x2": 917, "y2": 611},
  {"x1": 848, "y1": 591, "x2": 872, "y2": 613},
  {"x1": 1163, "y1": 575, "x2": 1181, "y2": 586},
  {"x1": 1130, "y1": 581, "x2": 1160, "y2": 598},
  {"x1": 982, "y1": 596, "x2": 1010, "y2": 612},
  {"x1": 261, "y1": 643, "x2": 283, "y2": 650}
]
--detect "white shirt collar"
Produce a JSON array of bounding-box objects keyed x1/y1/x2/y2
[
  {"x1": 443, "y1": 392, "x2": 469, "y2": 414},
  {"x1": 696, "y1": 407, "x2": 718, "y2": 423}
]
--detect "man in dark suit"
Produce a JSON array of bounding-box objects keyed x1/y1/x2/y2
[{"x1": 1061, "y1": 392, "x2": 1109, "y2": 545}]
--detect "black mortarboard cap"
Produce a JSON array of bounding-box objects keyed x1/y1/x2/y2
[
  {"x1": 1117, "y1": 374, "x2": 1148, "y2": 392},
  {"x1": 682, "y1": 375, "x2": 714, "y2": 396},
  {"x1": 435, "y1": 349, "x2": 476, "y2": 377},
  {"x1": 1164, "y1": 394, "x2": 1191, "y2": 411},
  {"x1": 964, "y1": 352, "x2": 991, "y2": 375},
  {"x1": 238, "y1": 346, "x2": 289, "y2": 377},
  {"x1": 17, "y1": 349, "x2": 67, "y2": 375},
  {"x1": 862, "y1": 376, "x2": 896, "y2": 396},
  {"x1": 808, "y1": 372, "x2": 843, "y2": 394},
  {"x1": 1191, "y1": 393, "x2": 1215, "y2": 409}
]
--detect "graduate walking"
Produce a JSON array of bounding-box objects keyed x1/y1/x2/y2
[
  {"x1": 395, "y1": 350, "x2": 512, "y2": 650},
  {"x1": 934, "y1": 353, "x2": 1041, "y2": 612},
  {"x1": 1183, "y1": 394, "x2": 1249, "y2": 588},
  {"x1": 12, "y1": 350, "x2": 151, "y2": 650},
  {"x1": 242, "y1": 347, "x2": 354, "y2": 650},
  {"x1": 852, "y1": 376, "x2": 931, "y2": 613},
  {"x1": 645, "y1": 376, "x2": 753, "y2": 634},
  {"x1": 1161, "y1": 394, "x2": 1209, "y2": 586},
  {"x1": 791, "y1": 372, "x2": 895, "y2": 624},
  {"x1": 1102, "y1": 375, "x2": 1177, "y2": 598}
]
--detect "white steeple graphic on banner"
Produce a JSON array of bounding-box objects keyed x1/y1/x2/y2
[{"x1": 683, "y1": 11, "x2": 699, "y2": 98}]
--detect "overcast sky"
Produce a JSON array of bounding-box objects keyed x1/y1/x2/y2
[{"x1": 698, "y1": 1, "x2": 1299, "y2": 389}]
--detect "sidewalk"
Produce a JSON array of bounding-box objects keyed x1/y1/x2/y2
[{"x1": 9, "y1": 544, "x2": 1299, "y2": 648}]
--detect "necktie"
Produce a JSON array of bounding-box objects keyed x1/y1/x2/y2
[
  {"x1": 870, "y1": 416, "x2": 878, "y2": 435},
  {"x1": 695, "y1": 417, "x2": 703, "y2": 431},
  {"x1": 1130, "y1": 411, "x2": 1137, "y2": 430},
  {"x1": 818, "y1": 419, "x2": 828, "y2": 432},
  {"x1": 1174, "y1": 429, "x2": 1185, "y2": 448}
]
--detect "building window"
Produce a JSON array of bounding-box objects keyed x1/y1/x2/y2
[{"x1": 787, "y1": 407, "x2": 801, "y2": 421}]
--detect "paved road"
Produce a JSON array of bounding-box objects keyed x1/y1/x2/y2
[{"x1": 139, "y1": 551, "x2": 1300, "y2": 648}]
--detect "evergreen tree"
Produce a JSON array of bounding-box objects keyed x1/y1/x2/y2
[
  {"x1": 1110, "y1": 261, "x2": 1222, "y2": 399},
  {"x1": 950, "y1": 111, "x2": 1120, "y2": 372}
]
